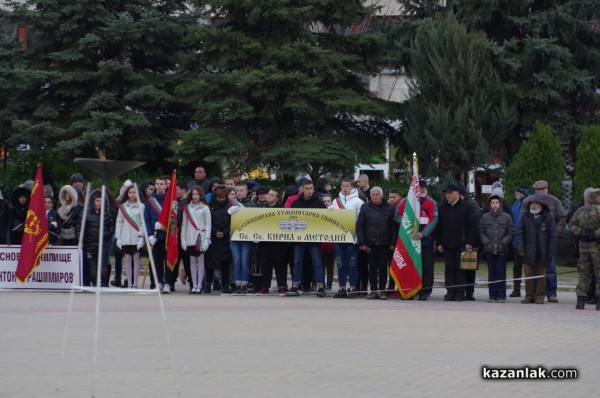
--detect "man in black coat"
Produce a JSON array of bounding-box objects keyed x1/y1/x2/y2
[
  {"x1": 205, "y1": 186, "x2": 233, "y2": 294},
  {"x1": 356, "y1": 187, "x2": 397, "y2": 300},
  {"x1": 76, "y1": 190, "x2": 115, "y2": 287},
  {"x1": 435, "y1": 183, "x2": 479, "y2": 302},
  {"x1": 457, "y1": 183, "x2": 482, "y2": 300},
  {"x1": 516, "y1": 194, "x2": 557, "y2": 304}
]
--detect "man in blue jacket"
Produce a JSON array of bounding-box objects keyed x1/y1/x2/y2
[
  {"x1": 510, "y1": 184, "x2": 529, "y2": 297},
  {"x1": 144, "y1": 176, "x2": 168, "y2": 292}
]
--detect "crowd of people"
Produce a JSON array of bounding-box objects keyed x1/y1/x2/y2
[{"x1": 1, "y1": 165, "x2": 598, "y2": 310}]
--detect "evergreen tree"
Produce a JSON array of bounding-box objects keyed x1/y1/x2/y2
[
  {"x1": 175, "y1": 0, "x2": 398, "y2": 179},
  {"x1": 504, "y1": 122, "x2": 566, "y2": 203},
  {"x1": 573, "y1": 125, "x2": 600, "y2": 201},
  {"x1": 3, "y1": 0, "x2": 193, "y2": 166},
  {"x1": 455, "y1": 0, "x2": 600, "y2": 161},
  {"x1": 402, "y1": 13, "x2": 516, "y2": 180},
  {"x1": 0, "y1": 24, "x2": 28, "y2": 167}
]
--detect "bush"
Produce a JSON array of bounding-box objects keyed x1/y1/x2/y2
[
  {"x1": 504, "y1": 122, "x2": 566, "y2": 204},
  {"x1": 573, "y1": 125, "x2": 600, "y2": 201}
]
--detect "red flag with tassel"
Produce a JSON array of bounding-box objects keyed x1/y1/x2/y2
[
  {"x1": 158, "y1": 169, "x2": 178, "y2": 271},
  {"x1": 15, "y1": 164, "x2": 49, "y2": 283}
]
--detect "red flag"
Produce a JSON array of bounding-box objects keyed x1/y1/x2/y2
[
  {"x1": 158, "y1": 169, "x2": 178, "y2": 271},
  {"x1": 15, "y1": 164, "x2": 49, "y2": 283}
]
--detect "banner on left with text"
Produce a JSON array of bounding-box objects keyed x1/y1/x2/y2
[{"x1": 0, "y1": 245, "x2": 82, "y2": 290}]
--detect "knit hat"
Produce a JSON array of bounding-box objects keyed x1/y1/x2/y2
[
  {"x1": 515, "y1": 184, "x2": 529, "y2": 196},
  {"x1": 70, "y1": 173, "x2": 84, "y2": 185},
  {"x1": 491, "y1": 181, "x2": 503, "y2": 190},
  {"x1": 490, "y1": 186, "x2": 504, "y2": 199}
]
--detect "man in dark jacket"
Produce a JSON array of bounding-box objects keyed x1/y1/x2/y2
[
  {"x1": 144, "y1": 176, "x2": 169, "y2": 292},
  {"x1": 289, "y1": 180, "x2": 327, "y2": 297},
  {"x1": 187, "y1": 165, "x2": 211, "y2": 193},
  {"x1": 205, "y1": 186, "x2": 232, "y2": 294},
  {"x1": 435, "y1": 183, "x2": 479, "y2": 302},
  {"x1": 76, "y1": 190, "x2": 115, "y2": 287},
  {"x1": 521, "y1": 180, "x2": 566, "y2": 303},
  {"x1": 356, "y1": 187, "x2": 397, "y2": 300},
  {"x1": 479, "y1": 194, "x2": 514, "y2": 302},
  {"x1": 516, "y1": 194, "x2": 557, "y2": 304},
  {"x1": 457, "y1": 183, "x2": 482, "y2": 300},
  {"x1": 510, "y1": 184, "x2": 530, "y2": 297}
]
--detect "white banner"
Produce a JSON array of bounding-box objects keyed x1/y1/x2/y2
[{"x1": 0, "y1": 245, "x2": 82, "y2": 291}]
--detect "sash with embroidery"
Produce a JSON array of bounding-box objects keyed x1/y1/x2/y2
[
  {"x1": 184, "y1": 204, "x2": 206, "y2": 251},
  {"x1": 119, "y1": 204, "x2": 140, "y2": 232},
  {"x1": 335, "y1": 197, "x2": 346, "y2": 209}
]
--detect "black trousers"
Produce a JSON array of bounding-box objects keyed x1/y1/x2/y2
[
  {"x1": 421, "y1": 245, "x2": 435, "y2": 296},
  {"x1": 357, "y1": 249, "x2": 369, "y2": 290},
  {"x1": 259, "y1": 242, "x2": 288, "y2": 288},
  {"x1": 368, "y1": 245, "x2": 390, "y2": 291},
  {"x1": 322, "y1": 251, "x2": 335, "y2": 289},
  {"x1": 444, "y1": 248, "x2": 465, "y2": 298},
  {"x1": 465, "y1": 268, "x2": 476, "y2": 296},
  {"x1": 150, "y1": 239, "x2": 166, "y2": 285}
]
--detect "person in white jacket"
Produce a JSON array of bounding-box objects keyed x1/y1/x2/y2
[
  {"x1": 181, "y1": 186, "x2": 212, "y2": 294},
  {"x1": 328, "y1": 178, "x2": 364, "y2": 298},
  {"x1": 115, "y1": 185, "x2": 145, "y2": 288}
]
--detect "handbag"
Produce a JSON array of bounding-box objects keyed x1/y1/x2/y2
[{"x1": 460, "y1": 250, "x2": 478, "y2": 270}]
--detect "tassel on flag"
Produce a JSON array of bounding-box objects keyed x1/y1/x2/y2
[
  {"x1": 158, "y1": 169, "x2": 178, "y2": 271},
  {"x1": 15, "y1": 164, "x2": 49, "y2": 283},
  {"x1": 390, "y1": 153, "x2": 422, "y2": 299}
]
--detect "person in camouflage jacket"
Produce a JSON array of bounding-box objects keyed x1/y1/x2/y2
[{"x1": 568, "y1": 188, "x2": 600, "y2": 310}]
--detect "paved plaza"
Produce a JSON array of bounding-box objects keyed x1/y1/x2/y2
[{"x1": 1, "y1": 283, "x2": 597, "y2": 398}]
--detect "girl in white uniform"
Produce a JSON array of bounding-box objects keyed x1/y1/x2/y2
[
  {"x1": 181, "y1": 186, "x2": 212, "y2": 293},
  {"x1": 115, "y1": 185, "x2": 145, "y2": 288}
]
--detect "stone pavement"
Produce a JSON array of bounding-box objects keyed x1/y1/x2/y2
[{"x1": 0, "y1": 285, "x2": 597, "y2": 398}]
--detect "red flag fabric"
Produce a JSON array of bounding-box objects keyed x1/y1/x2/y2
[
  {"x1": 15, "y1": 164, "x2": 49, "y2": 283},
  {"x1": 158, "y1": 169, "x2": 178, "y2": 271}
]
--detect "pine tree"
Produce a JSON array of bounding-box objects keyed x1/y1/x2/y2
[
  {"x1": 573, "y1": 125, "x2": 600, "y2": 201},
  {"x1": 0, "y1": 28, "x2": 27, "y2": 167},
  {"x1": 504, "y1": 122, "x2": 566, "y2": 202},
  {"x1": 3, "y1": 0, "x2": 193, "y2": 165},
  {"x1": 455, "y1": 0, "x2": 600, "y2": 161},
  {"x1": 402, "y1": 13, "x2": 516, "y2": 180},
  {"x1": 175, "y1": 0, "x2": 398, "y2": 179}
]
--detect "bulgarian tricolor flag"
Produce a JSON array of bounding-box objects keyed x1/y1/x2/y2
[
  {"x1": 157, "y1": 169, "x2": 178, "y2": 271},
  {"x1": 390, "y1": 153, "x2": 422, "y2": 299},
  {"x1": 15, "y1": 164, "x2": 49, "y2": 283}
]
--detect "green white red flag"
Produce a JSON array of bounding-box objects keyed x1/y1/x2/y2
[
  {"x1": 390, "y1": 154, "x2": 422, "y2": 299},
  {"x1": 158, "y1": 169, "x2": 178, "y2": 271},
  {"x1": 15, "y1": 164, "x2": 49, "y2": 283}
]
